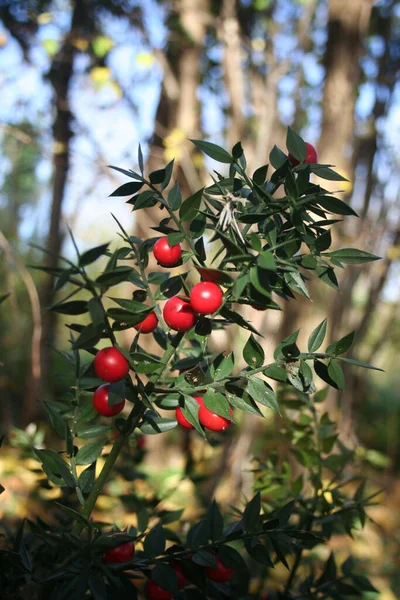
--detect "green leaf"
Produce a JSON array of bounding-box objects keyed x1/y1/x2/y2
[
  {"x1": 286, "y1": 127, "x2": 307, "y2": 162},
  {"x1": 151, "y1": 563, "x2": 178, "y2": 596},
  {"x1": 33, "y1": 449, "x2": 74, "y2": 488},
  {"x1": 131, "y1": 190, "x2": 158, "y2": 211},
  {"x1": 212, "y1": 353, "x2": 234, "y2": 380},
  {"x1": 327, "y1": 360, "x2": 345, "y2": 390},
  {"x1": 140, "y1": 417, "x2": 177, "y2": 435},
  {"x1": 149, "y1": 167, "x2": 167, "y2": 185},
  {"x1": 190, "y1": 139, "x2": 232, "y2": 164},
  {"x1": 143, "y1": 522, "x2": 166, "y2": 557},
  {"x1": 351, "y1": 574, "x2": 378, "y2": 593},
  {"x1": 0, "y1": 292, "x2": 10, "y2": 304},
  {"x1": 109, "y1": 182, "x2": 143, "y2": 196},
  {"x1": 49, "y1": 300, "x2": 88, "y2": 315},
  {"x1": 308, "y1": 319, "x2": 327, "y2": 353},
  {"x1": 284, "y1": 272, "x2": 310, "y2": 299},
  {"x1": 180, "y1": 395, "x2": 204, "y2": 436},
  {"x1": 326, "y1": 331, "x2": 354, "y2": 355},
  {"x1": 204, "y1": 391, "x2": 232, "y2": 419},
  {"x1": 207, "y1": 501, "x2": 224, "y2": 542},
  {"x1": 42, "y1": 401, "x2": 66, "y2": 439},
  {"x1": 72, "y1": 323, "x2": 103, "y2": 350},
  {"x1": 225, "y1": 386, "x2": 263, "y2": 417},
  {"x1": 75, "y1": 438, "x2": 105, "y2": 466},
  {"x1": 79, "y1": 243, "x2": 110, "y2": 267},
  {"x1": 243, "y1": 492, "x2": 261, "y2": 532},
  {"x1": 179, "y1": 188, "x2": 204, "y2": 222},
  {"x1": 252, "y1": 164, "x2": 269, "y2": 185},
  {"x1": 274, "y1": 330, "x2": 299, "y2": 360},
  {"x1": 76, "y1": 424, "x2": 111, "y2": 439},
  {"x1": 327, "y1": 248, "x2": 380, "y2": 264},
  {"x1": 258, "y1": 251, "x2": 277, "y2": 271},
  {"x1": 138, "y1": 144, "x2": 144, "y2": 174},
  {"x1": 312, "y1": 165, "x2": 348, "y2": 181},
  {"x1": 247, "y1": 377, "x2": 280, "y2": 414},
  {"x1": 317, "y1": 196, "x2": 358, "y2": 217},
  {"x1": 243, "y1": 334, "x2": 265, "y2": 368},
  {"x1": 315, "y1": 265, "x2": 338, "y2": 290},
  {"x1": 269, "y1": 145, "x2": 288, "y2": 169},
  {"x1": 168, "y1": 184, "x2": 182, "y2": 210},
  {"x1": 263, "y1": 364, "x2": 287, "y2": 382},
  {"x1": 161, "y1": 159, "x2": 174, "y2": 190},
  {"x1": 96, "y1": 266, "x2": 134, "y2": 286},
  {"x1": 335, "y1": 356, "x2": 384, "y2": 371},
  {"x1": 314, "y1": 360, "x2": 339, "y2": 389}
]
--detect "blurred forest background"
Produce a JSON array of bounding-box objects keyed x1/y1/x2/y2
[{"x1": 0, "y1": 0, "x2": 400, "y2": 597}]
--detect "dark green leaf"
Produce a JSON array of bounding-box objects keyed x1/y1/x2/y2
[
  {"x1": 151, "y1": 563, "x2": 178, "y2": 595},
  {"x1": 286, "y1": 127, "x2": 307, "y2": 162},
  {"x1": 75, "y1": 439, "x2": 105, "y2": 466},
  {"x1": 317, "y1": 196, "x2": 358, "y2": 216},
  {"x1": 252, "y1": 164, "x2": 269, "y2": 185},
  {"x1": 243, "y1": 334, "x2": 265, "y2": 368},
  {"x1": 143, "y1": 523, "x2": 166, "y2": 557},
  {"x1": 168, "y1": 184, "x2": 182, "y2": 210},
  {"x1": 204, "y1": 391, "x2": 232, "y2": 419},
  {"x1": 190, "y1": 139, "x2": 232, "y2": 164},
  {"x1": 327, "y1": 360, "x2": 345, "y2": 390},
  {"x1": 96, "y1": 266, "x2": 134, "y2": 287},
  {"x1": 79, "y1": 243, "x2": 110, "y2": 267},
  {"x1": 179, "y1": 188, "x2": 204, "y2": 222},
  {"x1": 140, "y1": 417, "x2": 177, "y2": 435},
  {"x1": 49, "y1": 300, "x2": 88, "y2": 315},
  {"x1": 308, "y1": 319, "x2": 327, "y2": 353},
  {"x1": 328, "y1": 248, "x2": 380, "y2": 264},
  {"x1": 243, "y1": 492, "x2": 261, "y2": 532},
  {"x1": 109, "y1": 182, "x2": 143, "y2": 196},
  {"x1": 312, "y1": 165, "x2": 349, "y2": 181},
  {"x1": 269, "y1": 145, "x2": 288, "y2": 169},
  {"x1": 247, "y1": 377, "x2": 280, "y2": 414},
  {"x1": 326, "y1": 331, "x2": 354, "y2": 355}
]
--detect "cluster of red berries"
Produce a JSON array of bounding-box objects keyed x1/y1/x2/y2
[
  {"x1": 103, "y1": 541, "x2": 234, "y2": 599},
  {"x1": 128, "y1": 238, "x2": 225, "y2": 334},
  {"x1": 176, "y1": 396, "x2": 233, "y2": 432}
]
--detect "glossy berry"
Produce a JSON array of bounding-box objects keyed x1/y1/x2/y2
[
  {"x1": 103, "y1": 541, "x2": 135, "y2": 565},
  {"x1": 175, "y1": 397, "x2": 204, "y2": 429},
  {"x1": 205, "y1": 556, "x2": 235, "y2": 582},
  {"x1": 163, "y1": 297, "x2": 197, "y2": 332},
  {"x1": 190, "y1": 282, "x2": 223, "y2": 315},
  {"x1": 93, "y1": 384, "x2": 125, "y2": 417},
  {"x1": 198, "y1": 401, "x2": 233, "y2": 432},
  {"x1": 94, "y1": 347, "x2": 129, "y2": 382},
  {"x1": 289, "y1": 142, "x2": 318, "y2": 166},
  {"x1": 153, "y1": 237, "x2": 182, "y2": 267},
  {"x1": 134, "y1": 312, "x2": 158, "y2": 334},
  {"x1": 146, "y1": 580, "x2": 173, "y2": 600}
]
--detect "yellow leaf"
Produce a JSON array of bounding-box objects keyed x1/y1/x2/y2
[
  {"x1": 136, "y1": 52, "x2": 155, "y2": 67},
  {"x1": 37, "y1": 12, "x2": 53, "y2": 25},
  {"x1": 0, "y1": 33, "x2": 8, "y2": 47},
  {"x1": 192, "y1": 152, "x2": 204, "y2": 169},
  {"x1": 251, "y1": 38, "x2": 266, "y2": 52},
  {"x1": 386, "y1": 246, "x2": 400, "y2": 261},
  {"x1": 72, "y1": 37, "x2": 89, "y2": 51},
  {"x1": 53, "y1": 141, "x2": 68, "y2": 155},
  {"x1": 164, "y1": 147, "x2": 183, "y2": 163},
  {"x1": 163, "y1": 128, "x2": 186, "y2": 148},
  {"x1": 92, "y1": 35, "x2": 115, "y2": 58},
  {"x1": 90, "y1": 66, "x2": 111, "y2": 85},
  {"x1": 42, "y1": 39, "x2": 59, "y2": 57}
]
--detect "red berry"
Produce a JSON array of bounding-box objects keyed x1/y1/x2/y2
[
  {"x1": 94, "y1": 347, "x2": 129, "y2": 382},
  {"x1": 153, "y1": 237, "x2": 182, "y2": 267},
  {"x1": 289, "y1": 142, "x2": 318, "y2": 166},
  {"x1": 198, "y1": 401, "x2": 233, "y2": 432},
  {"x1": 103, "y1": 540, "x2": 135, "y2": 565},
  {"x1": 134, "y1": 311, "x2": 158, "y2": 334},
  {"x1": 163, "y1": 297, "x2": 197, "y2": 332},
  {"x1": 136, "y1": 436, "x2": 146, "y2": 449},
  {"x1": 205, "y1": 556, "x2": 235, "y2": 582},
  {"x1": 146, "y1": 580, "x2": 173, "y2": 600},
  {"x1": 93, "y1": 384, "x2": 125, "y2": 417},
  {"x1": 251, "y1": 305, "x2": 267, "y2": 311},
  {"x1": 175, "y1": 396, "x2": 204, "y2": 429},
  {"x1": 190, "y1": 282, "x2": 223, "y2": 315},
  {"x1": 172, "y1": 562, "x2": 187, "y2": 589}
]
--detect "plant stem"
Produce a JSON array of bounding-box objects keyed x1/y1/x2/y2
[{"x1": 73, "y1": 332, "x2": 185, "y2": 535}]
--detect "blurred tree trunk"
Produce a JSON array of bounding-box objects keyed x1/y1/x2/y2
[{"x1": 30, "y1": 0, "x2": 90, "y2": 421}]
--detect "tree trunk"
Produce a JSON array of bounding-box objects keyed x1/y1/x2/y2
[{"x1": 33, "y1": 0, "x2": 89, "y2": 420}]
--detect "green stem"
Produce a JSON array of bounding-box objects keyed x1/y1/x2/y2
[
  {"x1": 283, "y1": 398, "x2": 322, "y2": 596},
  {"x1": 73, "y1": 332, "x2": 185, "y2": 535}
]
